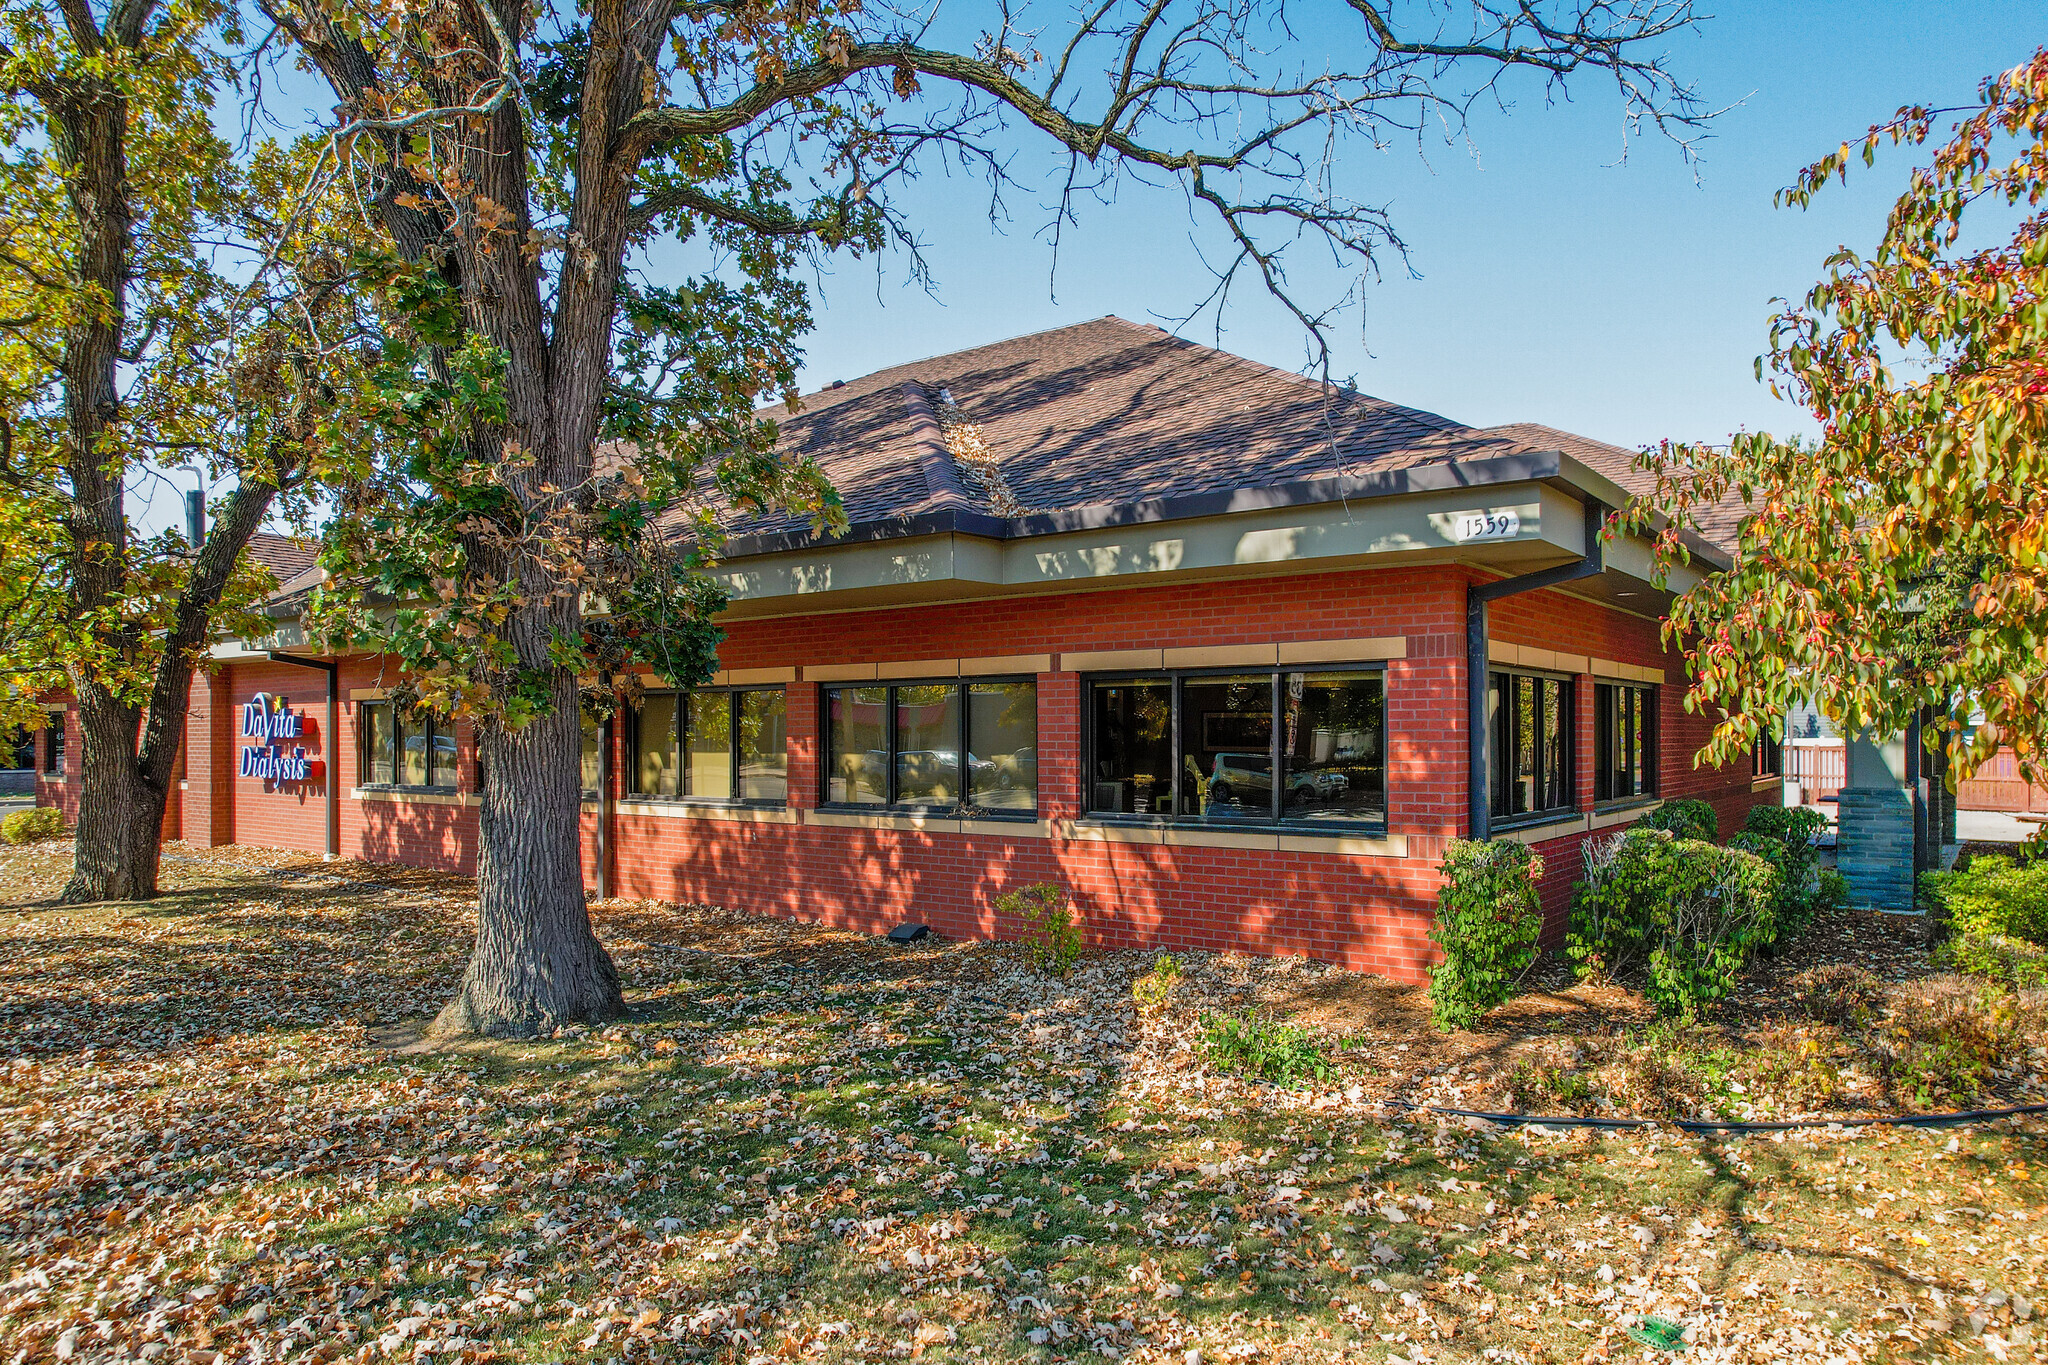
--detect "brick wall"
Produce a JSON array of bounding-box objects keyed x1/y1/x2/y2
[{"x1": 146, "y1": 563, "x2": 1771, "y2": 982}]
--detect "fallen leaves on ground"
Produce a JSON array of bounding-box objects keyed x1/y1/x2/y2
[{"x1": 0, "y1": 841, "x2": 2042, "y2": 1365}]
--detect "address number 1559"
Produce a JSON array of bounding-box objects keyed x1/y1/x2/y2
[{"x1": 1451, "y1": 510, "x2": 1521, "y2": 542}]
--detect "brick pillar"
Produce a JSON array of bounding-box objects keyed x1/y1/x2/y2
[
  {"x1": 1040, "y1": 670, "x2": 1081, "y2": 822},
  {"x1": 787, "y1": 674, "x2": 818, "y2": 811},
  {"x1": 184, "y1": 672, "x2": 235, "y2": 847}
]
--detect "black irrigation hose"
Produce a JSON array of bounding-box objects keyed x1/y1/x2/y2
[{"x1": 1382, "y1": 1098, "x2": 2048, "y2": 1134}]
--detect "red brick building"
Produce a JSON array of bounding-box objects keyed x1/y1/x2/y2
[{"x1": 33, "y1": 319, "x2": 1775, "y2": 980}]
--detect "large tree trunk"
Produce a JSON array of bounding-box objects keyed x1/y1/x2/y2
[
  {"x1": 59, "y1": 687, "x2": 171, "y2": 903},
  {"x1": 430, "y1": 671, "x2": 624, "y2": 1038}
]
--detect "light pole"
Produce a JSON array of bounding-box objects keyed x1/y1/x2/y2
[{"x1": 173, "y1": 465, "x2": 206, "y2": 548}]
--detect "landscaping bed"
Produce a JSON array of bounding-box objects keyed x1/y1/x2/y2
[{"x1": 1, "y1": 840, "x2": 2043, "y2": 1365}]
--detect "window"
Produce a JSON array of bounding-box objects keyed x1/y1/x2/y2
[
  {"x1": 359, "y1": 701, "x2": 458, "y2": 788},
  {"x1": 1086, "y1": 669, "x2": 1385, "y2": 828},
  {"x1": 821, "y1": 680, "x2": 1037, "y2": 814},
  {"x1": 1487, "y1": 671, "x2": 1574, "y2": 822},
  {"x1": 580, "y1": 712, "x2": 603, "y2": 796},
  {"x1": 630, "y1": 688, "x2": 787, "y2": 804},
  {"x1": 43, "y1": 716, "x2": 64, "y2": 775},
  {"x1": 1594, "y1": 682, "x2": 1657, "y2": 802},
  {"x1": 5, "y1": 726, "x2": 34, "y2": 771},
  {"x1": 1753, "y1": 729, "x2": 1783, "y2": 780}
]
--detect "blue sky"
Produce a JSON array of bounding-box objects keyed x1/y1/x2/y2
[
  {"x1": 774, "y1": 0, "x2": 2040, "y2": 451},
  {"x1": 128, "y1": 2, "x2": 2042, "y2": 535}
]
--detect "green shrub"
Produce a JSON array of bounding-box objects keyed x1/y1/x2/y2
[
  {"x1": 1570, "y1": 828, "x2": 1779, "y2": 1017},
  {"x1": 1738, "y1": 804, "x2": 1832, "y2": 943},
  {"x1": 1934, "y1": 930, "x2": 2048, "y2": 989},
  {"x1": 0, "y1": 808, "x2": 65, "y2": 844},
  {"x1": 1568, "y1": 827, "x2": 1676, "y2": 981},
  {"x1": 998, "y1": 882, "x2": 1084, "y2": 977},
  {"x1": 1920, "y1": 854, "x2": 2048, "y2": 946},
  {"x1": 1131, "y1": 953, "x2": 1182, "y2": 1012},
  {"x1": 1743, "y1": 804, "x2": 1829, "y2": 853},
  {"x1": 1637, "y1": 798, "x2": 1718, "y2": 843},
  {"x1": 1426, "y1": 839, "x2": 1543, "y2": 1031},
  {"x1": 1199, "y1": 1010, "x2": 1330, "y2": 1085}
]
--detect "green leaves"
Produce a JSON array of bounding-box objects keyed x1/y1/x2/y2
[{"x1": 1427, "y1": 840, "x2": 1543, "y2": 1032}]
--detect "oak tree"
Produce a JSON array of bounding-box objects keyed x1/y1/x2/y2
[{"x1": 0, "y1": 0, "x2": 361, "y2": 901}]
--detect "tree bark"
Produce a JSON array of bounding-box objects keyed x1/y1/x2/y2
[
  {"x1": 60, "y1": 686, "x2": 170, "y2": 901},
  {"x1": 430, "y1": 674, "x2": 624, "y2": 1038}
]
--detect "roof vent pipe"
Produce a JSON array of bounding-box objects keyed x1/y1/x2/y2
[{"x1": 1465, "y1": 496, "x2": 1609, "y2": 842}]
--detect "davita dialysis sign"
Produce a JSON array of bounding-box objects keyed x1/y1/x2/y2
[{"x1": 240, "y1": 694, "x2": 318, "y2": 783}]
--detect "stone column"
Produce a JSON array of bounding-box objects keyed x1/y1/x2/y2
[{"x1": 1836, "y1": 730, "x2": 1915, "y2": 913}]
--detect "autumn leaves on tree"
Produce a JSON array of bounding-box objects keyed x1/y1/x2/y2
[
  {"x1": 0, "y1": 0, "x2": 370, "y2": 902},
  {"x1": 1635, "y1": 53, "x2": 2048, "y2": 786}
]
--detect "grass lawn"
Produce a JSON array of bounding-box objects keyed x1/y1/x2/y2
[{"x1": 1, "y1": 841, "x2": 2043, "y2": 1365}]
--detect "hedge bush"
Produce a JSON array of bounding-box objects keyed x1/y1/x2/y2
[
  {"x1": 1569, "y1": 827, "x2": 1779, "y2": 1017},
  {"x1": 1921, "y1": 854, "x2": 2048, "y2": 946},
  {"x1": 0, "y1": 808, "x2": 65, "y2": 844},
  {"x1": 1636, "y1": 798, "x2": 1719, "y2": 843},
  {"x1": 1739, "y1": 804, "x2": 1834, "y2": 940},
  {"x1": 1427, "y1": 839, "x2": 1543, "y2": 1032}
]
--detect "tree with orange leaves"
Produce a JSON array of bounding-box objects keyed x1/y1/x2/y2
[{"x1": 1633, "y1": 52, "x2": 2048, "y2": 785}]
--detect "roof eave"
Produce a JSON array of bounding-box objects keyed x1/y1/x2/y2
[{"x1": 720, "y1": 449, "x2": 1736, "y2": 572}]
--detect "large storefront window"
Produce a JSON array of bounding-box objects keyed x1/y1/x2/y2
[
  {"x1": 822, "y1": 680, "x2": 1038, "y2": 815},
  {"x1": 359, "y1": 701, "x2": 458, "y2": 789},
  {"x1": 1594, "y1": 681, "x2": 1657, "y2": 802},
  {"x1": 630, "y1": 688, "x2": 787, "y2": 804},
  {"x1": 1086, "y1": 669, "x2": 1385, "y2": 828},
  {"x1": 1487, "y1": 671, "x2": 1574, "y2": 822}
]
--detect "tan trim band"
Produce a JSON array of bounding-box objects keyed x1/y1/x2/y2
[
  {"x1": 960, "y1": 654, "x2": 1053, "y2": 676},
  {"x1": 353, "y1": 787, "x2": 477, "y2": 808},
  {"x1": 614, "y1": 801, "x2": 799, "y2": 824},
  {"x1": 1056, "y1": 820, "x2": 1406, "y2": 858},
  {"x1": 807, "y1": 662, "x2": 878, "y2": 682}
]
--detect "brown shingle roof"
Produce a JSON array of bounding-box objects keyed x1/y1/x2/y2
[
  {"x1": 728, "y1": 318, "x2": 1747, "y2": 552},
  {"x1": 247, "y1": 532, "x2": 319, "y2": 579},
  {"x1": 1473, "y1": 422, "x2": 1752, "y2": 549}
]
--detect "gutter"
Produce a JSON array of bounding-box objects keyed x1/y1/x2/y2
[
  {"x1": 1465, "y1": 499, "x2": 1607, "y2": 842},
  {"x1": 264, "y1": 652, "x2": 340, "y2": 859}
]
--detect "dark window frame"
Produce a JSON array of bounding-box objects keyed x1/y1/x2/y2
[
  {"x1": 43, "y1": 715, "x2": 64, "y2": 776},
  {"x1": 1593, "y1": 681, "x2": 1659, "y2": 804},
  {"x1": 356, "y1": 700, "x2": 460, "y2": 791},
  {"x1": 1752, "y1": 729, "x2": 1783, "y2": 780},
  {"x1": 627, "y1": 686, "x2": 790, "y2": 807},
  {"x1": 1487, "y1": 668, "x2": 1577, "y2": 827},
  {"x1": 1079, "y1": 664, "x2": 1389, "y2": 835},
  {"x1": 817, "y1": 676, "x2": 1040, "y2": 819}
]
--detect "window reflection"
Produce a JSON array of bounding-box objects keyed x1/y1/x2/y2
[
  {"x1": 1280, "y1": 672, "x2": 1385, "y2": 824},
  {"x1": 968, "y1": 681, "x2": 1037, "y2": 811},
  {"x1": 1088, "y1": 679, "x2": 1175, "y2": 816},
  {"x1": 828, "y1": 687, "x2": 888, "y2": 804},
  {"x1": 739, "y1": 690, "x2": 787, "y2": 802}
]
